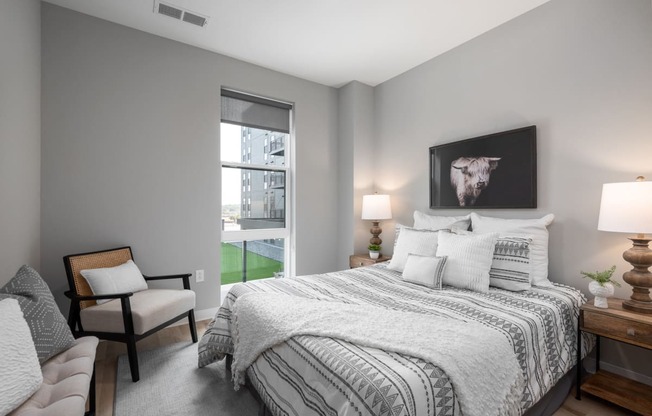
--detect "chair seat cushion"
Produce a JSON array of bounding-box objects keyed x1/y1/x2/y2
[
  {"x1": 79, "y1": 289, "x2": 195, "y2": 335},
  {"x1": 10, "y1": 336, "x2": 98, "y2": 416}
]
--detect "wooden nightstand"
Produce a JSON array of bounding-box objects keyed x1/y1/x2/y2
[
  {"x1": 577, "y1": 298, "x2": 652, "y2": 415},
  {"x1": 349, "y1": 254, "x2": 391, "y2": 269}
]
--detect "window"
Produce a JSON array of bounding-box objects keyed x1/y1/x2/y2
[{"x1": 220, "y1": 89, "x2": 292, "y2": 283}]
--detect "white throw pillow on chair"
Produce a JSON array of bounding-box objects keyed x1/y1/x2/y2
[{"x1": 81, "y1": 259, "x2": 148, "y2": 304}]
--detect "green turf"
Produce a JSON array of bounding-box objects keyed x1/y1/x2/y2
[{"x1": 221, "y1": 242, "x2": 282, "y2": 285}]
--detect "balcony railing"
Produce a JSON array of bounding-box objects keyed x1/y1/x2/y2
[
  {"x1": 269, "y1": 139, "x2": 285, "y2": 155},
  {"x1": 270, "y1": 172, "x2": 285, "y2": 188}
]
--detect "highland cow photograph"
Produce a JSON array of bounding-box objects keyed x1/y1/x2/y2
[{"x1": 430, "y1": 126, "x2": 537, "y2": 209}]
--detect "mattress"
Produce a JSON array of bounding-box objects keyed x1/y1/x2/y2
[{"x1": 199, "y1": 264, "x2": 593, "y2": 416}]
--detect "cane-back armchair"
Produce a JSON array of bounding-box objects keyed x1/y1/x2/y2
[{"x1": 64, "y1": 246, "x2": 197, "y2": 382}]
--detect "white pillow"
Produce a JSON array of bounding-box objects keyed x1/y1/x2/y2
[
  {"x1": 436, "y1": 231, "x2": 499, "y2": 293},
  {"x1": 490, "y1": 236, "x2": 532, "y2": 291},
  {"x1": 0, "y1": 299, "x2": 43, "y2": 415},
  {"x1": 471, "y1": 213, "x2": 555, "y2": 287},
  {"x1": 402, "y1": 254, "x2": 448, "y2": 289},
  {"x1": 413, "y1": 211, "x2": 471, "y2": 231},
  {"x1": 393, "y1": 223, "x2": 408, "y2": 248},
  {"x1": 388, "y1": 227, "x2": 440, "y2": 272},
  {"x1": 81, "y1": 259, "x2": 148, "y2": 304}
]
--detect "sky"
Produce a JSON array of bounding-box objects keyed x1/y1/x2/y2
[{"x1": 221, "y1": 123, "x2": 242, "y2": 206}]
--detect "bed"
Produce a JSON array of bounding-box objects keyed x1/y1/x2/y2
[{"x1": 198, "y1": 263, "x2": 593, "y2": 416}]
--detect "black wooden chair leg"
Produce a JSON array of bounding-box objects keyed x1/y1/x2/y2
[
  {"x1": 67, "y1": 302, "x2": 76, "y2": 332},
  {"x1": 126, "y1": 337, "x2": 140, "y2": 382},
  {"x1": 188, "y1": 309, "x2": 198, "y2": 343}
]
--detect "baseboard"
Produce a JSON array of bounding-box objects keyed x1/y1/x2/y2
[{"x1": 584, "y1": 356, "x2": 652, "y2": 386}]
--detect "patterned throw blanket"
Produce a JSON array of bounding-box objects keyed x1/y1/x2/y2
[
  {"x1": 231, "y1": 292, "x2": 523, "y2": 416},
  {"x1": 199, "y1": 265, "x2": 593, "y2": 416}
]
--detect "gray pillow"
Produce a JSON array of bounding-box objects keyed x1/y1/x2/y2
[{"x1": 0, "y1": 265, "x2": 75, "y2": 363}]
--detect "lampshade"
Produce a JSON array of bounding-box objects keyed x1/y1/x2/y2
[
  {"x1": 361, "y1": 194, "x2": 392, "y2": 220},
  {"x1": 598, "y1": 180, "x2": 652, "y2": 234}
]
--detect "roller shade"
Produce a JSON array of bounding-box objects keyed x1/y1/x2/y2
[{"x1": 221, "y1": 89, "x2": 291, "y2": 134}]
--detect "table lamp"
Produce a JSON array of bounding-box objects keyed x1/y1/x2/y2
[
  {"x1": 361, "y1": 194, "x2": 392, "y2": 246},
  {"x1": 598, "y1": 176, "x2": 652, "y2": 314}
]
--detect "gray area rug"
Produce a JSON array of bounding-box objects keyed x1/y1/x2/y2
[{"x1": 115, "y1": 343, "x2": 259, "y2": 416}]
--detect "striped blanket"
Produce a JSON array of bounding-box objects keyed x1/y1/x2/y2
[{"x1": 199, "y1": 264, "x2": 592, "y2": 416}]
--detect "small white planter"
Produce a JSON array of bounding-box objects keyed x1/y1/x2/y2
[
  {"x1": 589, "y1": 281, "x2": 614, "y2": 308},
  {"x1": 369, "y1": 251, "x2": 380, "y2": 260}
]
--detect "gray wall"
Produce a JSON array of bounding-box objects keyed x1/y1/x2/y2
[
  {"x1": 374, "y1": 0, "x2": 652, "y2": 380},
  {"x1": 41, "y1": 4, "x2": 339, "y2": 312},
  {"x1": 337, "y1": 81, "x2": 375, "y2": 269},
  {"x1": 0, "y1": 0, "x2": 41, "y2": 284}
]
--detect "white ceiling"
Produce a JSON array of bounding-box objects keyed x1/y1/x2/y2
[{"x1": 42, "y1": 0, "x2": 550, "y2": 87}]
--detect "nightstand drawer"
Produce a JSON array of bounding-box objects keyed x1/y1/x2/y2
[
  {"x1": 349, "y1": 254, "x2": 391, "y2": 269},
  {"x1": 583, "y1": 310, "x2": 652, "y2": 347},
  {"x1": 349, "y1": 257, "x2": 376, "y2": 268}
]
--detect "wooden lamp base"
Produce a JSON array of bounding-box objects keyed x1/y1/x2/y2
[
  {"x1": 369, "y1": 221, "x2": 383, "y2": 246},
  {"x1": 622, "y1": 236, "x2": 652, "y2": 314}
]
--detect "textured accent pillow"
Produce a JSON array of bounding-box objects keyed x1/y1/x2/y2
[
  {"x1": 402, "y1": 254, "x2": 447, "y2": 289},
  {"x1": 81, "y1": 259, "x2": 148, "y2": 305},
  {"x1": 413, "y1": 211, "x2": 471, "y2": 231},
  {"x1": 470, "y1": 213, "x2": 554, "y2": 287},
  {"x1": 0, "y1": 265, "x2": 75, "y2": 363},
  {"x1": 393, "y1": 223, "x2": 408, "y2": 248},
  {"x1": 490, "y1": 236, "x2": 532, "y2": 291},
  {"x1": 388, "y1": 227, "x2": 440, "y2": 272},
  {"x1": 436, "y1": 231, "x2": 499, "y2": 293},
  {"x1": 0, "y1": 299, "x2": 43, "y2": 415}
]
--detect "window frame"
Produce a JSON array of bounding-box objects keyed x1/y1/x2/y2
[{"x1": 220, "y1": 90, "x2": 295, "y2": 281}]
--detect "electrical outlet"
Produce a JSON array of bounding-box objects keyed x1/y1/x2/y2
[{"x1": 195, "y1": 269, "x2": 204, "y2": 283}]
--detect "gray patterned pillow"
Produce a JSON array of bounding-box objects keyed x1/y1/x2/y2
[
  {"x1": 0, "y1": 265, "x2": 75, "y2": 363},
  {"x1": 489, "y1": 236, "x2": 532, "y2": 291}
]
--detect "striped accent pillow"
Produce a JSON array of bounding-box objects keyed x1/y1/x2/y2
[
  {"x1": 489, "y1": 236, "x2": 532, "y2": 291},
  {"x1": 402, "y1": 254, "x2": 448, "y2": 289},
  {"x1": 436, "y1": 231, "x2": 499, "y2": 293}
]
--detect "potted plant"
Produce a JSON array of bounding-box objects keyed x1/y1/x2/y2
[
  {"x1": 368, "y1": 244, "x2": 381, "y2": 260},
  {"x1": 581, "y1": 265, "x2": 620, "y2": 309}
]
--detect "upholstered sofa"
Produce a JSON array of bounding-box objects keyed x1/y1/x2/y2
[
  {"x1": 1, "y1": 266, "x2": 98, "y2": 416},
  {"x1": 10, "y1": 336, "x2": 98, "y2": 416}
]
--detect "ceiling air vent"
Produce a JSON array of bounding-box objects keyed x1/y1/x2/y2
[
  {"x1": 182, "y1": 12, "x2": 207, "y2": 27},
  {"x1": 157, "y1": 3, "x2": 182, "y2": 20},
  {"x1": 154, "y1": 1, "x2": 209, "y2": 27}
]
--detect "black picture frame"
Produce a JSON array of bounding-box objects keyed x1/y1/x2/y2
[{"x1": 430, "y1": 126, "x2": 537, "y2": 209}]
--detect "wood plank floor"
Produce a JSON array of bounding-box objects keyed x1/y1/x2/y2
[{"x1": 94, "y1": 320, "x2": 636, "y2": 416}]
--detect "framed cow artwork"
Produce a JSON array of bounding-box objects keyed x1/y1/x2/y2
[{"x1": 429, "y1": 126, "x2": 537, "y2": 209}]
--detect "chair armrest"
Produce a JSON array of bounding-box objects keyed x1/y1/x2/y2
[
  {"x1": 65, "y1": 290, "x2": 136, "y2": 336},
  {"x1": 143, "y1": 273, "x2": 191, "y2": 281},
  {"x1": 64, "y1": 290, "x2": 134, "y2": 301},
  {"x1": 143, "y1": 273, "x2": 192, "y2": 290}
]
